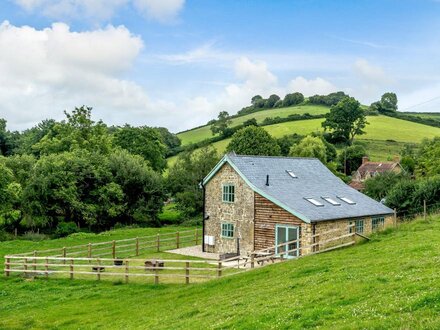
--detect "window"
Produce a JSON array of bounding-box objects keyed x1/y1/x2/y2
[
  {"x1": 221, "y1": 223, "x2": 234, "y2": 238},
  {"x1": 305, "y1": 198, "x2": 324, "y2": 207},
  {"x1": 338, "y1": 196, "x2": 356, "y2": 205},
  {"x1": 222, "y1": 184, "x2": 235, "y2": 203},
  {"x1": 322, "y1": 197, "x2": 341, "y2": 206},
  {"x1": 286, "y1": 170, "x2": 297, "y2": 178},
  {"x1": 372, "y1": 216, "x2": 385, "y2": 230},
  {"x1": 349, "y1": 219, "x2": 364, "y2": 233}
]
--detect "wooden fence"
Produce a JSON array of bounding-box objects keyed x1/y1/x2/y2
[
  {"x1": 4, "y1": 225, "x2": 356, "y2": 284},
  {"x1": 10, "y1": 228, "x2": 203, "y2": 260}
]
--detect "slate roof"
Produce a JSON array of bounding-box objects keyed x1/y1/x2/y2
[{"x1": 203, "y1": 153, "x2": 394, "y2": 223}]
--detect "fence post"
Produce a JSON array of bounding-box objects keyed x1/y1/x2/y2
[
  {"x1": 5, "y1": 257, "x2": 10, "y2": 277},
  {"x1": 424, "y1": 200, "x2": 427, "y2": 220},
  {"x1": 251, "y1": 254, "x2": 254, "y2": 269},
  {"x1": 112, "y1": 240, "x2": 116, "y2": 259},
  {"x1": 125, "y1": 260, "x2": 129, "y2": 284},
  {"x1": 97, "y1": 258, "x2": 101, "y2": 281},
  {"x1": 195, "y1": 228, "x2": 199, "y2": 245},
  {"x1": 88, "y1": 243, "x2": 92, "y2": 260},
  {"x1": 33, "y1": 251, "x2": 37, "y2": 273},
  {"x1": 45, "y1": 257, "x2": 49, "y2": 279},
  {"x1": 135, "y1": 237, "x2": 139, "y2": 256},
  {"x1": 63, "y1": 247, "x2": 66, "y2": 264},
  {"x1": 394, "y1": 208, "x2": 397, "y2": 227},
  {"x1": 176, "y1": 231, "x2": 180, "y2": 249},
  {"x1": 70, "y1": 259, "x2": 74, "y2": 280},
  {"x1": 154, "y1": 262, "x2": 159, "y2": 285},
  {"x1": 24, "y1": 258, "x2": 28, "y2": 276},
  {"x1": 217, "y1": 261, "x2": 222, "y2": 278},
  {"x1": 185, "y1": 261, "x2": 190, "y2": 284},
  {"x1": 156, "y1": 234, "x2": 160, "y2": 252}
]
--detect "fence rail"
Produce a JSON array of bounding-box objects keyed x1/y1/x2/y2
[
  {"x1": 12, "y1": 228, "x2": 203, "y2": 259},
  {"x1": 4, "y1": 225, "x2": 358, "y2": 284}
]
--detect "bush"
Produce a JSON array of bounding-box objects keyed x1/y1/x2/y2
[{"x1": 54, "y1": 222, "x2": 79, "y2": 238}]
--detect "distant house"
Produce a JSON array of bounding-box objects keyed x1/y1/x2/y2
[
  {"x1": 349, "y1": 156, "x2": 403, "y2": 191},
  {"x1": 202, "y1": 153, "x2": 394, "y2": 258}
]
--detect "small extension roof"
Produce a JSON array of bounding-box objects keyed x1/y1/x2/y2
[{"x1": 203, "y1": 153, "x2": 394, "y2": 223}]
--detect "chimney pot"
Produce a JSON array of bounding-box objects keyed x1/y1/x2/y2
[
  {"x1": 362, "y1": 156, "x2": 369, "y2": 164},
  {"x1": 266, "y1": 175, "x2": 270, "y2": 186}
]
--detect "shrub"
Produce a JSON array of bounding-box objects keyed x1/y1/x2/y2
[{"x1": 54, "y1": 222, "x2": 79, "y2": 238}]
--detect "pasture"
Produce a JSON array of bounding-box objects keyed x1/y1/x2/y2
[
  {"x1": 2, "y1": 217, "x2": 440, "y2": 329},
  {"x1": 177, "y1": 104, "x2": 329, "y2": 145}
]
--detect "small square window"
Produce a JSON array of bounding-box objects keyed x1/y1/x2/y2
[
  {"x1": 286, "y1": 170, "x2": 297, "y2": 178},
  {"x1": 372, "y1": 216, "x2": 385, "y2": 230},
  {"x1": 222, "y1": 184, "x2": 235, "y2": 203},
  {"x1": 221, "y1": 223, "x2": 234, "y2": 238},
  {"x1": 349, "y1": 219, "x2": 364, "y2": 233}
]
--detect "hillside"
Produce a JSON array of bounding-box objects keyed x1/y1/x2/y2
[
  {"x1": 2, "y1": 217, "x2": 440, "y2": 329},
  {"x1": 177, "y1": 104, "x2": 329, "y2": 145},
  {"x1": 168, "y1": 114, "x2": 440, "y2": 166}
]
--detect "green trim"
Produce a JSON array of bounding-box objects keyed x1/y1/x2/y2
[
  {"x1": 222, "y1": 183, "x2": 235, "y2": 203},
  {"x1": 203, "y1": 154, "x2": 311, "y2": 223}
]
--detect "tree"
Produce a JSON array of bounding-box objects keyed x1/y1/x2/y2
[
  {"x1": 167, "y1": 147, "x2": 219, "y2": 217},
  {"x1": 251, "y1": 95, "x2": 263, "y2": 105},
  {"x1": 415, "y1": 137, "x2": 440, "y2": 177},
  {"x1": 226, "y1": 126, "x2": 281, "y2": 156},
  {"x1": 289, "y1": 136, "x2": 327, "y2": 163},
  {"x1": 210, "y1": 111, "x2": 232, "y2": 136},
  {"x1": 0, "y1": 162, "x2": 21, "y2": 229},
  {"x1": 370, "y1": 92, "x2": 398, "y2": 113},
  {"x1": 265, "y1": 94, "x2": 280, "y2": 108},
  {"x1": 33, "y1": 106, "x2": 112, "y2": 155},
  {"x1": 242, "y1": 118, "x2": 258, "y2": 127},
  {"x1": 337, "y1": 144, "x2": 366, "y2": 175},
  {"x1": 113, "y1": 125, "x2": 168, "y2": 172},
  {"x1": 322, "y1": 97, "x2": 368, "y2": 145},
  {"x1": 364, "y1": 172, "x2": 405, "y2": 201},
  {"x1": 283, "y1": 92, "x2": 304, "y2": 107},
  {"x1": 154, "y1": 127, "x2": 181, "y2": 151}
]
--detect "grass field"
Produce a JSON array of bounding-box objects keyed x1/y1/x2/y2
[
  {"x1": 167, "y1": 115, "x2": 440, "y2": 166},
  {"x1": 2, "y1": 217, "x2": 440, "y2": 329},
  {"x1": 177, "y1": 104, "x2": 329, "y2": 146}
]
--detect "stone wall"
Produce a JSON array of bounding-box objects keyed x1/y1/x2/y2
[{"x1": 204, "y1": 163, "x2": 255, "y2": 255}]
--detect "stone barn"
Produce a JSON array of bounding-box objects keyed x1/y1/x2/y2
[{"x1": 202, "y1": 153, "x2": 394, "y2": 258}]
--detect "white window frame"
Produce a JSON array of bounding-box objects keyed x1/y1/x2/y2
[
  {"x1": 372, "y1": 216, "x2": 385, "y2": 230},
  {"x1": 221, "y1": 223, "x2": 234, "y2": 238},
  {"x1": 222, "y1": 184, "x2": 235, "y2": 203},
  {"x1": 338, "y1": 196, "x2": 356, "y2": 205}
]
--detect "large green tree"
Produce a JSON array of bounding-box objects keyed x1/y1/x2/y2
[
  {"x1": 167, "y1": 147, "x2": 219, "y2": 217},
  {"x1": 113, "y1": 125, "x2": 168, "y2": 172},
  {"x1": 322, "y1": 97, "x2": 368, "y2": 145},
  {"x1": 283, "y1": 92, "x2": 304, "y2": 107},
  {"x1": 415, "y1": 137, "x2": 440, "y2": 177},
  {"x1": 289, "y1": 136, "x2": 327, "y2": 163},
  {"x1": 226, "y1": 126, "x2": 281, "y2": 156},
  {"x1": 210, "y1": 111, "x2": 232, "y2": 136}
]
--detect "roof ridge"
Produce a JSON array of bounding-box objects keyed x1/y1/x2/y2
[{"x1": 228, "y1": 153, "x2": 319, "y2": 161}]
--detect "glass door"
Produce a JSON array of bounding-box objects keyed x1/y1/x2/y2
[{"x1": 275, "y1": 225, "x2": 299, "y2": 258}]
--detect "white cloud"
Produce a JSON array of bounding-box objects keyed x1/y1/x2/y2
[
  {"x1": 353, "y1": 58, "x2": 390, "y2": 84},
  {"x1": 288, "y1": 76, "x2": 338, "y2": 96},
  {"x1": 133, "y1": 0, "x2": 185, "y2": 23},
  {"x1": 13, "y1": 0, "x2": 185, "y2": 23}
]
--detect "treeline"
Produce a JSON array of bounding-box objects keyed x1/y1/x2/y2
[{"x1": 0, "y1": 106, "x2": 182, "y2": 238}]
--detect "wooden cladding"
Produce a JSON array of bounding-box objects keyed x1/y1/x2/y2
[{"x1": 254, "y1": 193, "x2": 304, "y2": 251}]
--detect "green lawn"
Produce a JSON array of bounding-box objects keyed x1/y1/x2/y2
[
  {"x1": 2, "y1": 217, "x2": 440, "y2": 329},
  {"x1": 177, "y1": 104, "x2": 329, "y2": 146}
]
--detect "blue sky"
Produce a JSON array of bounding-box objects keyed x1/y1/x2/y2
[{"x1": 1, "y1": 0, "x2": 440, "y2": 132}]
